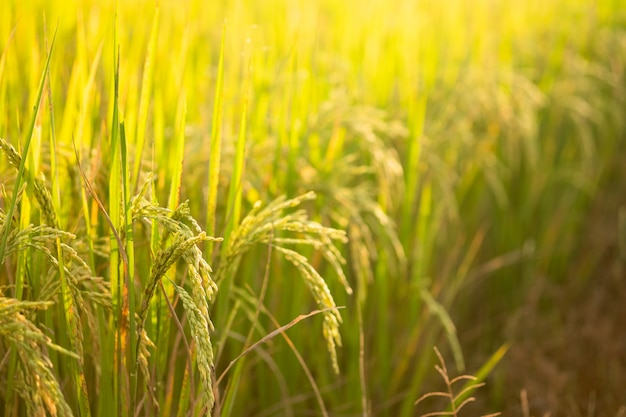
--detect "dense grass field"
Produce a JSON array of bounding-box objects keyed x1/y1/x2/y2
[{"x1": 1, "y1": 0, "x2": 625, "y2": 416}]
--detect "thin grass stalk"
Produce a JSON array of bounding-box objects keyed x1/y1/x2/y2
[
  {"x1": 216, "y1": 60, "x2": 253, "y2": 413},
  {"x1": 286, "y1": 69, "x2": 300, "y2": 198},
  {"x1": 401, "y1": 94, "x2": 427, "y2": 246},
  {"x1": 447, "y1": 344, "x2": 509, "y2": 412},
  {"x1": 0, "y1": 27, "x2": 15, "y2": 92},
  {"x1": 167, "y1": 98, "x2": 187, "y2": 213},
  {"x1": 357, "y1": 298, "x2": 370, "y2": 417},
  {"x1": 76, "y1": 138, "x2": 133, "y2": 417},
  {"x1": 224, "y1": 54, "x2": 251, "y2": 242},
  {"x1": 43, "y1": 14, "x2": 63, "y2": 385},
  {"x1": 108, "y1": 4, "x2": 123, "y2": 409},
  {"x1": 131, "y1": 5, "x2": 159, "y2": 191},
  {"x1": 153, "y1": 97, "x2": 186, "y2": 412},
  {"x1": 76, "y1": 42, "x2": 104, "y2": 272},
  {"x1": 118, "y1": 121, "x2": 137, "y2": 415},
  {"x1": 273, "y1": 48, "x2": 295, "y2": 196},
  {"x1": 397, "y1": 325, "x2": 439, "y2": 417},
  {"x1": 164, "y1": 97, "x2": 188, "y2": 416},
  {"x1": 419, "y1": 288, "x2": 464, "y2": 372},
  {"x1": 175, "y1": 363, "x2": 192, "y2": 417},
  {"x1": 410, "y1": 182, "x2": 434, "y2": 313},
  {"x1": 219, "y1": 366, "x2": 242, "y2": 417},
  {"x1": 155, "y1": 95, "x2": 188, "y2": 413},
  {"x1": 146, "y1": 95, "x2": 164, "y2": 413},
  {"x1": 219, "y1": 217, "x2": 268, "y2": 417},
  {"x1": 372, "y1": 251, "x2": 391, "y2": 385},
  {"x1": 155, "y1": 280, "x2": 194, "y2": 417},
  {"x1": 204, "y1": 21, "x2": 226, "y2": 258},
  {"x1": 4, "y1": 189, "x2": 33, "y2": 417}
]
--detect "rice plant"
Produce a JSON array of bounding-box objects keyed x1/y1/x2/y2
[
  {"x1": 1, "y1": 0, "x2": 625, "y2": 415},
  {"x1": 414, "y1": 347, "x2": 501, "y2": 417}
]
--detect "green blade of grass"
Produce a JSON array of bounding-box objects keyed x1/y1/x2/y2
[
  {"x1": 75, "y1": 131, "x2": 132, "y2": 417},
  {"x1": 75, "y1": 41, "x2": 104, "y2": 271},
  {"x1": 109, "y1": 3, "x2": 123, "y2": 411},
  {"x1": 43, "y1": 14, "x2": 63, "y2": 384},
  {"x1": 224, "y1": 54, "x2": 251, "y2": 242},
  {"x1": 0, "y1": 24, "x2": 56, "y2": 274},
  {"x1": 401, "y1": 93, "x2": 426, "y2": 246},
  {"x1": 119, "y1": 120, "x2": 137, "y2": 415},
  {"x1": 204, "y1": 21, "x2": 226, "y2": 258},
  {"x1": 420, "y1": 288, "x2": 465, "y2": 372},
  {"x1": 155, "y1": 94, "x2": 187, "y2": 412},
  {"x1": 131, "y1": 4, "x2": 159, "y2": 192},
  {"x1": 0, "y1": 27, "x2": 16, "y2": 89},
  {"x1": 449, "y1": 343, "x2": 509, "y2": 411},
  {"x1": 167, "y1": 96, "x2": 187, "y2": 212}
]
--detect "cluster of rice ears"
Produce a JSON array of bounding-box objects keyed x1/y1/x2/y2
[{"x1": 0, "y1": 0, "x2": 625, "y2": 416}]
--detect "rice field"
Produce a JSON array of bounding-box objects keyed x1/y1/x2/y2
[{"x1": 0, "y1": 0, "x2": 625, "y2": 416}]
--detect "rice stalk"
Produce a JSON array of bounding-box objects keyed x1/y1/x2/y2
[
  {"x1": 217, "y1": 192, "x2": 348, "y2": 373},
  {"x1": 419, "y1": 288, "x2": 464, "y2": 373},
  {"x1": 0, "y1": 139, "x2": 107, "y2": 307},
  {"x1": 129, "y1": 177, "x2": 221, "y2": 415},
  {"x1": 0, "y1": 297, "x2": 78, "y2": 417},
  {"x1": 131, "y1": 5, "x2": 160, "y2": 191},
  {"x1": 226, "y1": 286, "x2": 331, "y2": 417},
  {"x1": 273, "y1": 245, "x2": 343, "y2": 373},
  {"x1": 1, "y1": 126, "x2": 96, "y2": 417},
  {"x1": 303, "y1": 97, "x2": 407, "y2": 304},
  {"x1": 413, "y1": 347, "x2": 501, "y2": 417},
  {"x1": 171, "y1": 282, "x2": 216, "y2": 414},
  {"x1": 107, "y1": 8, "x2": 124, "y2": 412},
  {"x1": 136, "y1": 317, "x2": 158, "y2": 413},
  {"x1": 204, "y1": 21, "x2": 226, "y2": 257},
  {"x1": 0, "y1": 139, "x2": 57, "y2": 227},
  {"x1": 0, "y1": 205, "x2": 111, "y2": 387}
]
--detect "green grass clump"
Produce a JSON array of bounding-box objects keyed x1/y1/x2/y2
[{"x1": 0, "y1": 0, "x2": 625, "y2": 416}]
